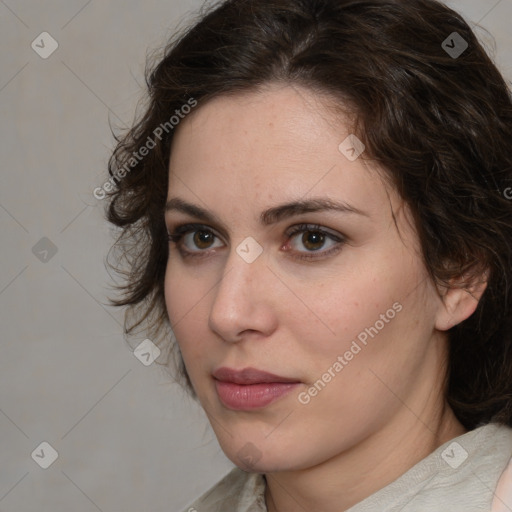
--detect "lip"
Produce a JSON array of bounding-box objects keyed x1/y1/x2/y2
[
  {"x1": 213, "y1": 367, "x2": 300, "y2": 385},
  {"x1": 213, "y1": 367, "x2": 301, "y2": 410}
]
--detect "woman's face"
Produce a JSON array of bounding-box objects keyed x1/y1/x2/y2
[{"x1": 164, "y1": 84, "x2": 447, "y2": 472}]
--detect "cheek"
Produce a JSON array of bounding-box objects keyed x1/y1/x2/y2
[
  {"x1": 164, "y1": 264, "x2": 211, "y2": 363},
  {"x1": 288, "y1": 248, "x2": 430, "y2": 372},
  {"x1": 164, "y1": 257, "x2": 215, "y2": 322},
  {"x1": 164, "y1": 266, "x2": 185, "y2": 329},
  {"x1": 287, "y1": 272, "x2": 394, "y2": 346}
]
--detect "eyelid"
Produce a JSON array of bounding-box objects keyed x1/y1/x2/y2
[
  {"x1": 167, "y1": 222, "x2": 346, "y2": 260},
  {"x1": 284, "y1": 223, "x2": 344, "y2": 241},
  {"x1": 282, "y1": 223, "x2": 345, "y2": 261},
  {"x1": 167, "y1": 223, "x2": 225, "y2": 255},
  {"x1": 167, "y1": 223, "x2": 222, "y2": 239},
  {"x1": 167, "y1": 222, "x2": 343, "y2": 240}
]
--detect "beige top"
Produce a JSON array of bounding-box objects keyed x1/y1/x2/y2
[{"x1": 181, "y1": 422, "x2": 512, "y2": 511}]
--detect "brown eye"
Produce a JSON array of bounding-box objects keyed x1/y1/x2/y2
[
  {"x1": 301, "y1": 231, "x2": 326, "y2": 251},
  {"x1": 177, "y1": 227, "x2": 224, "y2": 254},
  {"x1": 286, "y1": 223, "x2": 345, "y2": 261},
  {"x1": 193, "y1": 230, "x2": 215, "y2": 249}
]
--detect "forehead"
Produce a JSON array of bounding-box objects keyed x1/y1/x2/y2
[{"x1": 167, "y1": 84, "x2": 395, "y2": 218}]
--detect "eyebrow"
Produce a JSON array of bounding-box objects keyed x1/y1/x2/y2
[{"x1": 164, "y1": 197, "x2": 367, "y2": 229}]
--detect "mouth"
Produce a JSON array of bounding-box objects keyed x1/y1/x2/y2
[{"x1": 212, "y1": 367, "x2": 301, "y2": 410}]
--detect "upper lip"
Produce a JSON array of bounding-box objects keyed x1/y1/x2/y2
[{"x1": 213, "y1": 367, "x2": 300, "y2": 385}]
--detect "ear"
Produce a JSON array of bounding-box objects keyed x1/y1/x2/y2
[{"x1": 434, "y1": 270, "x2": 489, "y2": 331}]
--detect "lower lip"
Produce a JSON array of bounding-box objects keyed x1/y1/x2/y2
[{"x1": 214, "y1": 380, "x2": 300, "y2": 410}]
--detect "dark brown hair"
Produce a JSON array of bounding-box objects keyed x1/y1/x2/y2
[{"x1": 105, "y1": 0, "x2": 512, "y2": 430}]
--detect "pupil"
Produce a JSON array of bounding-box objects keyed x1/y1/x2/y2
[
  {"x1": 194, "y1": 231, "x2": 213, "y2": 248},
  {"x1": 303, "y1": 231, "x2": 325, "y2": 251}
]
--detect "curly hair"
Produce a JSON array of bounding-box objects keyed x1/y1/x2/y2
[{"x1": 104, "y1": 0, "x2": 512, "y2": 430}]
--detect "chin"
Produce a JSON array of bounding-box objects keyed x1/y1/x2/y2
[
  {"x1": 231, "y1": 455, "x2": 294, "y2": 474},
  {"x1": 218, "y1": 436, "x2": 312, "y2": 474}
]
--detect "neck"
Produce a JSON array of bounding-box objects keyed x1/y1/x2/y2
[{"x1": 265, "y1": 394, "x2": 466, "y2": 512}]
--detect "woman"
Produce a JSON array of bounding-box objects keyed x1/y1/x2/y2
[{"x1": 104, "y1": 0, "x2": 512, "y2": 509}]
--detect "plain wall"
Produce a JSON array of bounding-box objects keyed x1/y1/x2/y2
[{"x1": 1, "y1": 1, "x2": 511, "y2": 511}]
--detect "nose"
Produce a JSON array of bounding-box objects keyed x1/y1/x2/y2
[{"x1": 208, "y1": 247, "x2": 278, "y2": 343}]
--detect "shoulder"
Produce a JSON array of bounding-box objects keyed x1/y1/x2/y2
[
  {"x1": 347, "y1": 422, "x2": 512, "y2": 511},
  {"x1": 180, "y1": 467, "x2": 266, "y2": 512},
  {"x1": 444, "y1": 423, "x2": 512, "y2": 508},
  {"x1": 491, "y1": 428, "x2": 512, "y2": 512},
  {"x1": 435, "y1": 422, "x2": 512, "y2": 511}
]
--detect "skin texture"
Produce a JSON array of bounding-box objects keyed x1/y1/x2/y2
[{"x1": 164, "y1": 84, "x2": 483, "y2": 511}]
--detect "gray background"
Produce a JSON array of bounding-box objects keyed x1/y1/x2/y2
[{"x1": 1, "y1": 1, "x2": 511, "y2": 511}]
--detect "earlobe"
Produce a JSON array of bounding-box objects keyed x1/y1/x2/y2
[{"x1": 434, "y1": 272, "x2": 488, "y2": 331}]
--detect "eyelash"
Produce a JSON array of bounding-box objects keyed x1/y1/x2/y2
[{"x1": 166, "y1": 223, "x2": 345, "y2": 262}]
